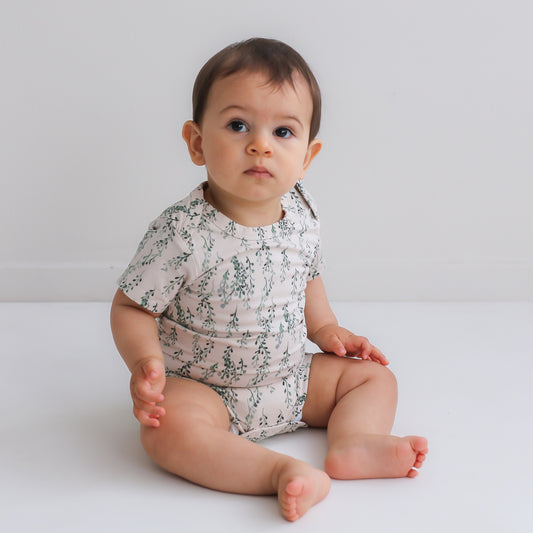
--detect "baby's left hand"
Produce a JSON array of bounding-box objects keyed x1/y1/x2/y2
[{"x1": 312, "y1": 325, "x2": 389, "y2": 365}]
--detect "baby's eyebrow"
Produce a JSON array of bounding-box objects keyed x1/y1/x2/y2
[
  {"x1": 219, "y1": 105, "x2": 247, "y2": 115},
  {"x1": 281, "y1": 115, "x2": 304, "y2": 129}
]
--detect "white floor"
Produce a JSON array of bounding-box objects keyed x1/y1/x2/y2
[{"x1": 1, "y1": 302, "x2": 532, "y2": 532}]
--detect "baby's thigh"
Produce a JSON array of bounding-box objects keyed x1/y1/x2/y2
[
  {"x1": 140, "y1": 378, "x2": 232, "y2": 472},
  {"x1": 159, "y1": 377, "x2": 231, "y2": 432},
  {"x1": 302, "y1": 353, "x2": 346, "y2": 427}
]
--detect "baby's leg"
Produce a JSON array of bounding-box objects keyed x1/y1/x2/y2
[
  {"x1": 140, "y1": 377, "x2": 330, "y2": 521},
  {"x1": 302, "y1": 354, "x2": 428, "y2": 479}
]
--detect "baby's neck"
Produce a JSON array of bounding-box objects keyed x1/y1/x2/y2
[{"x1": 203, "y1": 183, "x2": 284, "y2": 228}]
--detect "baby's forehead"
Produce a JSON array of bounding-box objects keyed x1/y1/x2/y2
[{"x1": 212, "y1": 68, "x2": 310, "y2": 99}]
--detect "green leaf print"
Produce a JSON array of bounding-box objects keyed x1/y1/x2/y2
[
  {"x1": 163, "y1": 275, "x2": 184, "y2": 297},
  {"x1": 218, "y1": 270, "x2": 231, "y2": 308},
  {"x1": 163, "y1": 252, "x2": 192, "y2": 272},
  {"x1": 225, "y1": 308, "x2": 239, "y2": 335},
  {"x1": 140, "y1": 289, "x2": 156, "y2": 310},
  {"x1": 280, "y1": 249, "x2": 290, "y2": 282},
  {"x1": 202, "y1": 363, "x2": 219, "y2": 380},
  {"x1": 239, "y1": 329, "x2": 252, "y2": 347}
]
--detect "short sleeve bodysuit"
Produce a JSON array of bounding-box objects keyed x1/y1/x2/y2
[{"x1": 118, "y1": 182, "x2": 323, "y2": 441}]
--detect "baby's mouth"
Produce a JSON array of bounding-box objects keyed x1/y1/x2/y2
[{"x1": 244, "y1": 166, "x2": 273, "y2": 178}]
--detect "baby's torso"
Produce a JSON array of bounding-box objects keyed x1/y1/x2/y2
[
  {"x1": 119, "y1": 183, "x2": 322, "y2": 389},
  {"x1": 161, "y1": 186, "x2": 321, "y2": 387}
]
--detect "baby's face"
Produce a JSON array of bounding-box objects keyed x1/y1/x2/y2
[{"x1": 191, "y1": 70, "x2": 321, "y2": 224}]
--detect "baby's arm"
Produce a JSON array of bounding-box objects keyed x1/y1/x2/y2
[
  {"x1": 110, "y1": 289, "x2": 167, "y2": 427},
  {"x1": 304, "y1": 276, "x2": 389, "y2": 365}
]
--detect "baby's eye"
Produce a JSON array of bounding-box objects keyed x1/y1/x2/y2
[
  {"x1": 228, "y1": 120, "x2": 248, "y2": 133},
  {"x1": 274, "y1": 127, "x2": 293, "y2": 139}
]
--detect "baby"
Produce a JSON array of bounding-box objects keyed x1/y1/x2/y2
[{"x1": 110, "y1": 37, "x2": 428, "y2": 522}]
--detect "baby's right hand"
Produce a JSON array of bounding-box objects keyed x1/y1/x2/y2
[{"x1": 130, "y1": 357, "x2": 166, "y2": 427}]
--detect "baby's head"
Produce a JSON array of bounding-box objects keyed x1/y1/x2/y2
[{"x1": 191, "y1": 38, "x2": 321, "y2": 142}]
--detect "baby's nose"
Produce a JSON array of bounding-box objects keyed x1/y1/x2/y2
[{"x1": 246, "y1": 133, "x2": 272, "y2": 156}]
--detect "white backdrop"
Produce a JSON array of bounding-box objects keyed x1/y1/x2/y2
[{"x1": 1, "y1": 0, "x2": 532, "y2": 301}]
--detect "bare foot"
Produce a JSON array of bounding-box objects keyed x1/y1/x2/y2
[
  {"x1": 275, "y1": 459, "x2": 331, "y2": 522},
  {"x1": 324, "y1": 434, "x2": 428, "y2": 480}
]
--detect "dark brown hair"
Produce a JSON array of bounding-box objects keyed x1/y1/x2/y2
[{"x1": 192, "y1": 38, "x2": 321, "y2": 141}]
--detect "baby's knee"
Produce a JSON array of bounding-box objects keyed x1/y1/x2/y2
[
  {"x1": 371, "y1": 362, "x2": 397, "y2": 390},
  {"x1": 140, "y1": 401, "x2": 230, "y2": 464},
  {"x1": 355, "y1": 360, "x2": 397, "y2": 391},
  {"x1": 140, "y1": 422, "x2": 173, "y2": 462},
  {"x1": 140, "y1": 414, "x2": 195, "y2": 471},
  {"x1": 377, "y1": 361, "x2": 396, "y2": 378}
]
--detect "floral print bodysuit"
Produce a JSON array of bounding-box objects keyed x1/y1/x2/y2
[{"x1": 118, "y1": 182, "x2": 322, "y2": 441}]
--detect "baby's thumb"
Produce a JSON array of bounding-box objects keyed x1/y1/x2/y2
[
  {"x1": 143, "y1": 359, "x2": 163, "y2": 382},
  {"x1": 143, "y1": 359, "x2": 166, "y2": 400},
  {"x1": 332, "y1": 336, "x2": 347, "y2": 356}
]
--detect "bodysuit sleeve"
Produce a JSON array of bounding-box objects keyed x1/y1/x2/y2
[
  {"x1": 117, "y1": 214, "x2": 197, "y2": 314},
  {"x1": 307, "y1": 240, "x2": 323, "y2": 282}
]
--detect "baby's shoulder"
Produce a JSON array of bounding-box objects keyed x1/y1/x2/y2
[
  {"x1": 140, "y1": 186, "x2": 208, "y2": 257},
  {"x1": 160, "y1": 186, "x2": 205, "y2": 223}
]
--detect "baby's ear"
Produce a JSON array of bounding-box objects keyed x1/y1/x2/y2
[
  {"x1": 301, "y1": 138, "x2": 322, "y2": 176},
  {"x1": 182, "y1": 121, "x2": 205, "y2": 166}
]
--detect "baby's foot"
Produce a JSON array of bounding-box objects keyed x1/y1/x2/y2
[
  {"x1": 275, "y1": 459, "x2": 331, "y2": 522},
  {"x1": 325, "y1": 434, "x2": 428, "y2": 480}
]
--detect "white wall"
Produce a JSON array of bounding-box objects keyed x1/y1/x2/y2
[{"x1": 1, "y1": 0, "x2": 532, "y2": 301}]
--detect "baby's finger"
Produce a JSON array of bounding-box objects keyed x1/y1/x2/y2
[
  {"x1": 132, "y1": 393, "x2": 166, "y2": 417},
  {"x1": 355, "y1": 337, "x2": 372, "y2": 360},
  {"x1": 131, "y1": 375, "x2": 165, "y2": 402},
  {"x1": 133, "y1": 379, "x2": 165, "y2": 404},
  {"x1": 142, "y1": 359, "x2": 165, "y2": 384},
  {"x1": 370, "y1": 347, "x2": 389, "y2": 365},
  {"x1": 134, "y1": 406, "x2": 163, "y2": 428},
  {"x1": 328, "y1": 335, "x2": 347, "y2": 356},
  {"x1": 342, "y1": 335, "x2": 369, "y2": 358}
]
